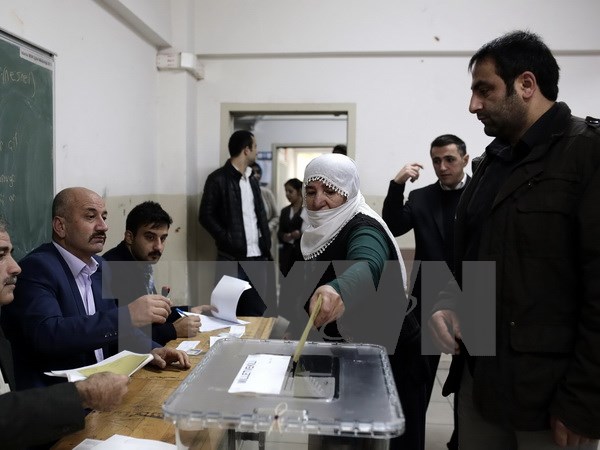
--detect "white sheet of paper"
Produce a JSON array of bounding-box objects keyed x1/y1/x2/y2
[
  {"x1": 228, "y1": 354, "x2": 291, "y2": 395},
  {"x1": 91, "y1": 434, "x2": 176, "y2": 450},
  {"x1": 176, "y1": 341, "x2": 200, "y2": 351},
  {"x1": 211, "y1": 275, "x2": 252, "y2": 323},
  {"x1": 228, "y1": 325, "x2": 246, "y2": 337},
  {"x1": 73, "y1": 438, "x2": 103, "y2": 450},
  {"x1": 210, "y1": 335, "x2": 228, "y2": 347},
  {"x1": 198, "y1": 314, "x2": 249, "y2": 332}
]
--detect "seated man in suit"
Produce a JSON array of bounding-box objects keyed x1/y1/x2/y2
[
  {"x1": 0, "y1": 187, "x2": 190, "y2": 390},
  {"x1": 104, "y1": 201, "x2": 213, "y2": 345},
  {"x1": 0, "y1": 219, "x2": 130, "y2": 449}
]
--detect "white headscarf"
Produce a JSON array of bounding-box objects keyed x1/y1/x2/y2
[{"x1": 300, "y1": 153, "x2": 407, "y2": 289}]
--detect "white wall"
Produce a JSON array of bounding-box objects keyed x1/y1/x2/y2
[
  {"x1": 195, "y1": 0, "x2": 600, "y2": 54},
  {"x1": 1, "y1": 0, "x2": 600, "y2": 291},
  {"x1": 195, "y1": 0, "x2": 600, "y2": 197},
  {"x1": 3, "y1": 0, "x2": 598, "y2": 201}
]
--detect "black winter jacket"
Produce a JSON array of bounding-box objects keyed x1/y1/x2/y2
[
  {"x1": 199, "y1": 160, "x2": 271, "y2": 260},
  {"x1": 436, "y1": 103, "x2": 600, "y2": 437}
]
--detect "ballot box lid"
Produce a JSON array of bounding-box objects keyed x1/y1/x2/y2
[{"x1": 163, "y1": 339, "x2": 404, "y2": 438}]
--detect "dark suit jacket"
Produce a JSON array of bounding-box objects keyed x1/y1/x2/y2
[
  {"x1": 0, "y1": 328, "x2": 84, "y2": 449},
  {"x1": 277, "y1": 205, "x2": 304, "y2": 276},
  {"x1": 0, "y1": 243, "x2": 156, "y2": 390},
  {"x1": 103, "y1": 241, "x2": 182, "y2": 345},
  {"x1": 382, "y1": 178, "x2": 469, "y2": 317}
]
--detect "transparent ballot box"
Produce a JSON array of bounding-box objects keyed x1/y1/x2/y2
[{"x1": 163, "y1": 339, "x2": 404, "y2": 449}]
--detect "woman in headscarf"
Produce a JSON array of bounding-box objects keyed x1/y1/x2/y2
[{"x1": 301, "y1": 153, "x2": 427, "y2": 450}]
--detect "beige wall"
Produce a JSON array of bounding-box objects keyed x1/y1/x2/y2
[{"x1": 103, "y1": 194, "x2": 211, "y2": 306}]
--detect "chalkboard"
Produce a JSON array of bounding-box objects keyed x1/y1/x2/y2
[{"x1": 0, "y1": 30, "x2": 54, "y2": 260}]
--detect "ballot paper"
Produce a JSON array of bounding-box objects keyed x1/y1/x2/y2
[
  {"x1": 44, "y1": 350, "x2": 153, "y2": 382},
  {"x1": 228, "y1": 354, "x2": 290, "y2": 395}
]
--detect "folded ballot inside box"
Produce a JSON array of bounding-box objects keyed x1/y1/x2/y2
[{"x1": 163, "y1": 339, "x2": 404, "y2": 443}]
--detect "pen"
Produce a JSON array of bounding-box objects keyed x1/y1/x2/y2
[{"x1": 175, "y1": 308, "x2": 189, "y2": 317}]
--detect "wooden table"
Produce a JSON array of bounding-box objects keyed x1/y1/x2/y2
[{"x1": 52, "y1": 317, "x2": 274, "y2": 449}]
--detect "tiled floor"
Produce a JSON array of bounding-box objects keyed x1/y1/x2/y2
[{"x1": 426, "y1": 353, "x2": 455, "y2": 450}]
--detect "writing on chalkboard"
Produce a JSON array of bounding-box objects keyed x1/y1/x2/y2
[
  {"x1": 1, "y1": 66, "x2": 36, "y2": 95},
  {"x1": 0, "y1": 30, "x2": 54, "y2": 260},
  {"x1": 0, "y1": 130, "x2": 20, "y2": 153}
]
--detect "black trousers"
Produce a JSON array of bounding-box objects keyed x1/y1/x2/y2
[{"x1": 388, "y1": 332, "x2": 428, "y2": 450}]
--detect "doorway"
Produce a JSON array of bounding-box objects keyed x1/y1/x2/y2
[
  {"x1": 222, "y1": 103, "x2": 355, "y2": 202},
  {"x1": 222, "y1": 103, "x2": 355, "y2": 273},
  {"x1": 274, "y1": 145, "x2": 331, "y2": 206}
]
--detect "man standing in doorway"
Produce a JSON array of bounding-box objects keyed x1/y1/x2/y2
[{"x1": 199, "y1": 130, "x2": 273, "y2": 316}]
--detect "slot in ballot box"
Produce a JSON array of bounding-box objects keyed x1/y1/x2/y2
[{"x1": 163, "y1": 339, "x2": 404, "y2": 449}]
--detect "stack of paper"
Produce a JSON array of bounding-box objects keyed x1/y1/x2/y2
[
  {"x1": 44, "y1": 350, "x2": 154, "y2": 382},
  {"x1": 194, "y1": 275, "x2": 251, "y2": 332}
]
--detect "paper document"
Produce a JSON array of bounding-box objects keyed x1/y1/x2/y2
[
  {"x1": 196, "y1": 314, "x2": 249, "y2": 332},
  {"x1": 209, "y1": 326, "x2": 246, "y2": 347},
  {"x1": 176, "y1": 340, "x2": 200, "y2": 352},
  {"x1": 211, "y1": 275, "x2": 252, "y2": 323},
  {"x1": 74, "y1": 434, "x2": 176, "y2": 449},
  {"x1": 45, "y1": 350, "x2": 153, "y2": 382},
  {"x1": 73, "y1": 438, "x2": 102, "y2": 450},
  {"x1": 176, "y1": 340, "x2": 203, "y2": 355},
  {"x1": 228, "y1": 325, "x2": 246, "y2": 337},
  {"x1": 228, "y1": 354, "x2": 290, "y2": 395}
]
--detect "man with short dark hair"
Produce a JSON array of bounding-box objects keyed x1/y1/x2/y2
[
  {"x1": 1, "y1": 188, "x2": 190, "y2": 390},
  {"x1": 104, "y1": 201, "x2": 211, "y2": 345},
  {"x1": 199, "y1": 130, "x2": 273, "y2": 316},
  {"x1": 429, "y1": 31, "x2": 600, "y2": 449},
  {"x1": 332, "y1": 144, "x2": 347, "y2": 155},
  {"x1": 0, "y1": 218, "x2": 129, "y2": 449},
  {"x1": 383, "y1": 133, "x2": 469, "y2": 450}
]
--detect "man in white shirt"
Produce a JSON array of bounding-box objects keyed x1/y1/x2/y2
[{"x1": 199, "y1": 130, "x2": 273, "y2": 316}]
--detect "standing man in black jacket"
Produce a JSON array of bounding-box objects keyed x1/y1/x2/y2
[
  {"x1": 429, "y1": 30, "x2": 600, "y2": 449},
  {"x1": 199, "y1": 130, "x2": 273, "y2": 316},
  {"x1": 382, "y1": 134, "x2": 469, "y2": 450}
]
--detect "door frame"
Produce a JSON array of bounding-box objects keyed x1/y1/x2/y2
[{"x1": 219, "y1": 102, "x2": 356, "y2": 164}]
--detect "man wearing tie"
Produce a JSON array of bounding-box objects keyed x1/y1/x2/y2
[{"x1": 0, "y1": 188, "x2": 190, "y2": 390}]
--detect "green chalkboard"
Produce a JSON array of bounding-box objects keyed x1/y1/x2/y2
[{"x1": 0, "y1": 30, "x2": 53, "y2": 260}]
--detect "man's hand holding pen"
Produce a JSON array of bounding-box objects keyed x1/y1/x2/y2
[
  {"x1": 174, "y1": 313, "x2": 201, "y2": 338},
  {"x1": 127, "y1": 294, "x2": 172, "y2": 327}
]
